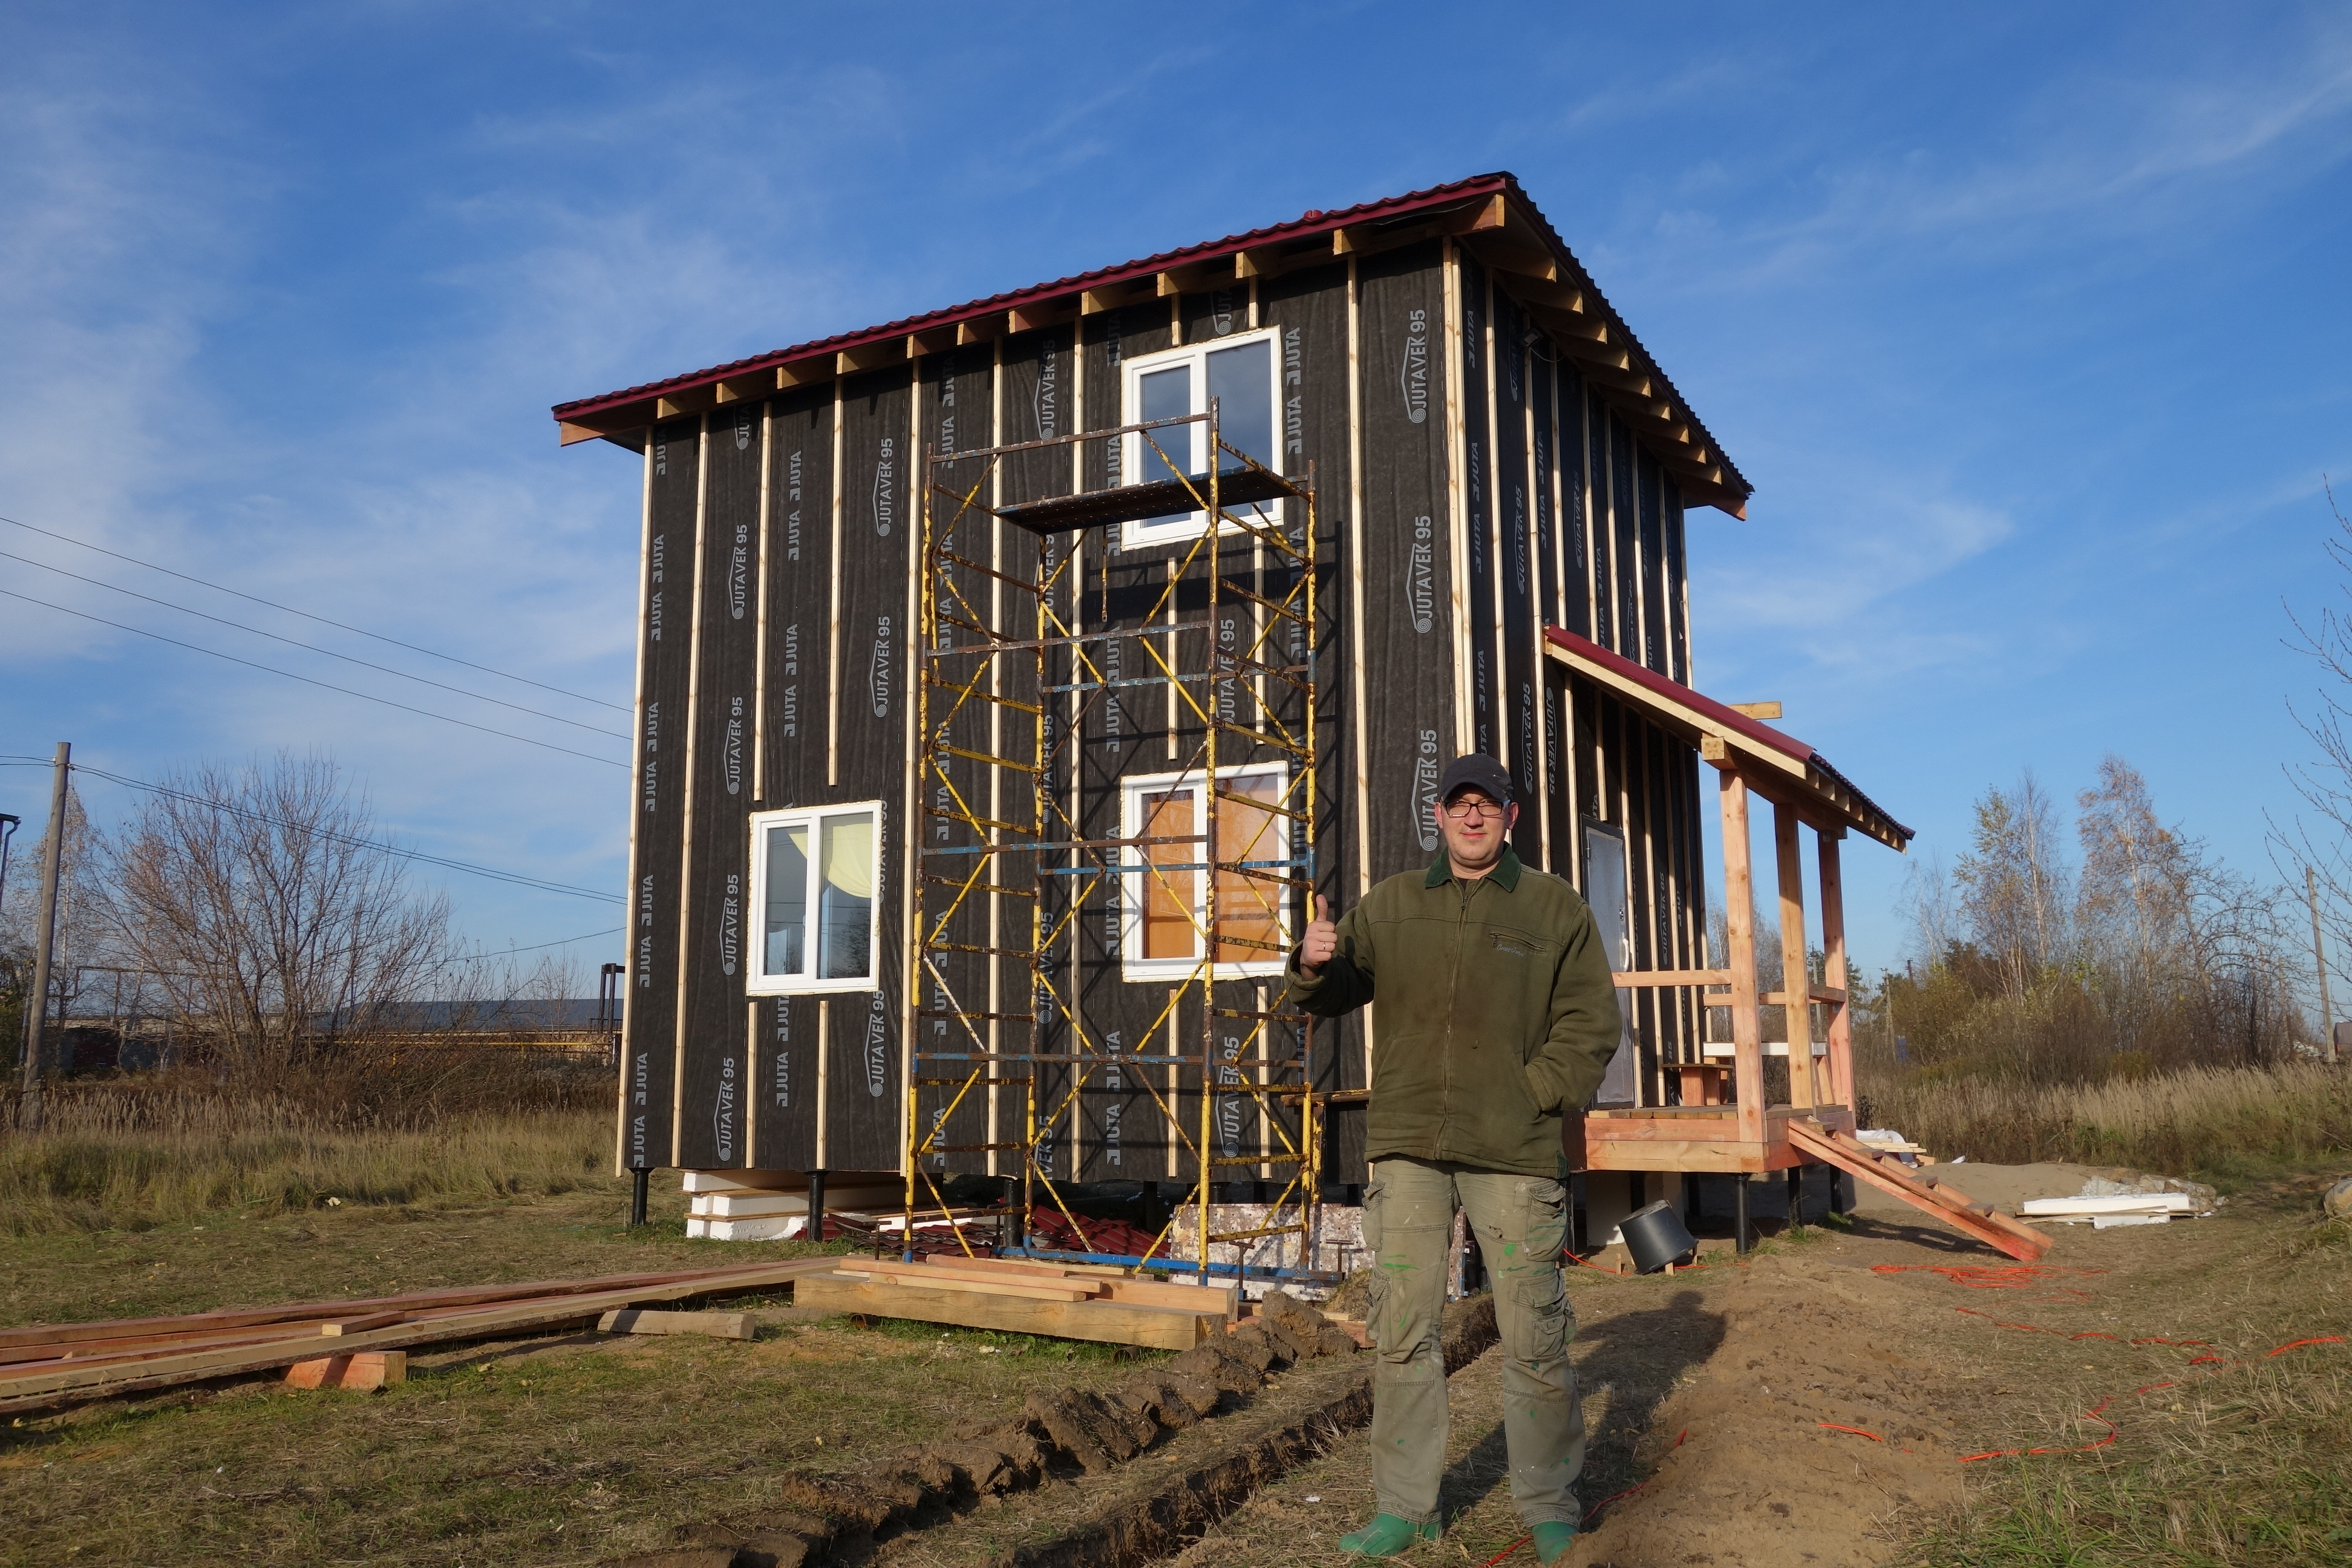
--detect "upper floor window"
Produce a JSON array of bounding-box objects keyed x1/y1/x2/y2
[
  {"x1": 747, "y1": 802, "x2": 879, "y2": 994},
  {"x1": 1117, "y1": 763, "x2": 1292, "y2": 980},
  {"x1": 1119, "y1": 329, "x2": 1282, "y2": 550}
]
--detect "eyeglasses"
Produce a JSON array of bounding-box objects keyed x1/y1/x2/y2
[{"x1": 1441, "y1": 797, "x2": 1505, "y2": 820}]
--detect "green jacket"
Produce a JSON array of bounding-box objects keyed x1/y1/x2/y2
[{"x1": 1284, "y1": 847, "x2": 1621, "y2": 1178}]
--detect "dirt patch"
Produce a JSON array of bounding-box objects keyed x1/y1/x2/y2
[{"x1": 1564, "y1": 1257, "x2": 1966, "y2": 1567}]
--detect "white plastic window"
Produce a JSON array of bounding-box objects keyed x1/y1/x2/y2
[
  {"x1": 1117, "y1": 763, "x2": 1291, "y2": 981},
  {"x1": 1119, "y1": 328, "x2": 1283, "y2": 550},
  {"x1": 746, "y1": 802, "x2": 880, "y2": 994}
]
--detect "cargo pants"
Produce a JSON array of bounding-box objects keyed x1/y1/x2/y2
[{"x1": 1364, "y1": 1157, "x2": 1584, "y2": 1528}]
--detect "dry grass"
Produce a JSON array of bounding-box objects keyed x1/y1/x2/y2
[
  {"x1": 1858, "y1": 1062, "x2": 2352, "y2": 1179},
  {"x1": 1, "y1": 1082, "x2": 614, "y2": 1236}
]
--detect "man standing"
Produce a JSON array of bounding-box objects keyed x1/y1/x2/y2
[{"x1": 1287, "y1": 754, "x2": 1621, "y2": 1562}]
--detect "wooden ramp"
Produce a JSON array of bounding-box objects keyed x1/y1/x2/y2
[{"x1": 1784, "y1": 1119, "x2": 2051, "y2": 1263}]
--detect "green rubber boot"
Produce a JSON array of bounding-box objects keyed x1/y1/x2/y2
[
  {"x1": 1532, "y1": 1520, "x2": 1579, "y2": 1564},
  {"x1": 1338, "y1": 1513, "x2": 1440, "y2": 1557}
]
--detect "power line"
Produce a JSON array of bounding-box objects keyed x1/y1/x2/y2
[
  {"x1": 0, "y1": 511, "x2": 630, "y2": 713},
  {"x1": 472, "y1": 926, "x2": 627, "y2": 957},
  {"x1": 0, "y1": 756, "x2": 624, "y2": 904},
  {"x1": 0, "y1": 548, "x2": 627, "y2": 740},
  {"x1": 0, "y1": 587, "x2": 628, "y2": 769}
]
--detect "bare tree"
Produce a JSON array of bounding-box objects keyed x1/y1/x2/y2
[
  {"x1": 1952, "y1": 771, "x2": 2071, "y2": 996},
  {"x1": 2, "y1": 780, "x2": 117, "y2": 1060},
  {"x1": 104, "y1": 754, "x2": 458, "y2": 1082},
  {"x1": 2273, "y1": 478, "x2": 2352, "y2": 1016}
]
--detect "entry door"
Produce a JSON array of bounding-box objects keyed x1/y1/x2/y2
[{"x1": 1582, "y1": 822, "x2": 1641, "y2": 1108}]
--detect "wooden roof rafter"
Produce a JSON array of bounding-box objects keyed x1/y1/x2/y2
[{"x1": 1540, "y1": 626, "x2": 1912, "y2": 852}]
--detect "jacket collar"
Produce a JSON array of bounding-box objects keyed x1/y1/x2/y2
[{"x1": 1425, "y1": 844, "x2": 1523, "y2": 892}]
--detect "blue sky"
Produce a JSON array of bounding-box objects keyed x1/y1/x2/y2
[{"x1": 3, "y1": 2, "x2": 2349, "y2": 984}]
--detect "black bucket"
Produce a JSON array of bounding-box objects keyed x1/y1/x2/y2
[{"x1": 1619, "y1": 1198, "x2": 1697, "y2": 1273}]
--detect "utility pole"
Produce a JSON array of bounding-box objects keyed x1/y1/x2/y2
[
  {"x1": 19, "y1": 743, "x2": 71, "y2": 1132},
  {"x1": 2311, "y1": 867, "x2": 2337, "y2": 1066}
]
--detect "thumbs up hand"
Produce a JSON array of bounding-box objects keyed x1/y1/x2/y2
[{"x1": 1299, "y1": 894, "x2": 1339, "y2": 976}]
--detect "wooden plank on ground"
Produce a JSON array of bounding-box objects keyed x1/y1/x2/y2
[
  {"x1": 0, "y1": 1259, "x2": 840, "y2": 1414},
  {"x1": 596, "y1": 1309, "x2": 757, "y2": 1341},
  {"x1": 0, "y1": 1267, "x2": 730, "y2": 1353},
  {"x1": 794, "y1": 1272, "x2": 1217, "y2": 1350},
  {"x1": 284, "y1": 1351, "x2": 405, "y2": 1391},
  {"x1": 910, "y1": 1256, "x2": 1238, "y2": 1316},
  {"x1": 840, "y1": 1266, "x2": 1100, "y2": 1302}
]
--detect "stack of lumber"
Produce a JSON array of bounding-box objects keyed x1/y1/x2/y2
[
  {"x1": 2019, "y1": 1192, "x2": 2195, "y2": 1227},
  {"x1": 0, "y1": 1258, "x2": 838, "y2": 1417},
  {"x1": 797, "y1": 1254, "x2": 1238, "y2": 1350},
  {"x1": 682, "y1": 1171, "x2": 901, "y2": 1241}
]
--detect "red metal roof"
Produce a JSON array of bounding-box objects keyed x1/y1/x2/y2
[
  {"x1": 1542, "y1": 625, "x2": 1913, "y2": 845},
  {"x1": 549, "y1": 172, "x2": 1748, "y2": 501}
]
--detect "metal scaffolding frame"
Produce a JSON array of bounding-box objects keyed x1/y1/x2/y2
[{"x1": 903, "y1": 402, "x2": 1324, "y2": 1283}]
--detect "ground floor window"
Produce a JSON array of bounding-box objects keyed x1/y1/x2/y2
[
  {"x1": 747, "y1": 802, "x2": 879, "y2": 993},
  {"x1": 1118, "y1": 763, "x2": 1291, "y2": 980}
]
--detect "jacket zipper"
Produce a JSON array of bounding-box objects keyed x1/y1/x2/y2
[{"x1": 1437, "y1": 877, "x2": 1470, "y2": 1155}]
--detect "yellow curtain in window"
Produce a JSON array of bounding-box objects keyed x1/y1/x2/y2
[{"x1": 820, "y1": 813, "x2": 875, "y2": 899}]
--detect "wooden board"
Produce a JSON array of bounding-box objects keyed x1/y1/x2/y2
[
  {"x1": 0, "y1": 1267, "x2": 728, "y2": 1353},
  {"x1": 284, "y1": 1351, "x2": 405, "y2": 1391},
  {"x1": 794, "y1": 1272, "x2": 1217, "y2": 1350},
  {"x1": 840, "y1": 1266, "x2": 1099, "y2": 1302},
  {"x1": 907, "y1": 1256, "x2": 1238, "y2": 1317},
  {"x1": 596, "y1": 1308, "x2": 758, "y2": 1340},
  {"x1": 0, "y1": 1259, "x2": 840, "y2": 1414}
]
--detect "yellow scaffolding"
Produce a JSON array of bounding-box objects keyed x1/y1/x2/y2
[{"x1": 903, "y1": 402, "x2": 1323, "y2": 1285}]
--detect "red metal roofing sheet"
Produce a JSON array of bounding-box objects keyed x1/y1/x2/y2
[{"x1": 548, "y1": 171, "x2": 1746, "y2": 500}]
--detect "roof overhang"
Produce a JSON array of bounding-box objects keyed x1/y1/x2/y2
[
  {"x1": 550, "y1": 172, "x2": 1751, "y2": 518},
  {"x1": 1541, "y1": 626, "x2": 1912, "y2": 852}
]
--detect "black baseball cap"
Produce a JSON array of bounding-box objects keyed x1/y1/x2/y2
[{"x1": 1437, "y1": 753, "x2": 1513, "y2": 807}]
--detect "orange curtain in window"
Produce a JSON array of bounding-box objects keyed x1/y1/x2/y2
[
  {"x1": 1141, "y1": 789, "x2": 1196, "y2": 960},
  {"x1": 1213, "y1": 777, "x2": 1283, "y2": 962}
]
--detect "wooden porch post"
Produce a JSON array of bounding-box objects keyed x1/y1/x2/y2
[
  {"x1": 1774, "y1": 803, "x2": 1815, "y2": 1109},
  {"x1": 1818, "y1": 831, "x2": 1852, "y2": 1111},
  {"x1": 1718, "y1": 771, "x2": 1765, "y2": 1148}
]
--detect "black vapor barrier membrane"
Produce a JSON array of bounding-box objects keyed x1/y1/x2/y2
[
  {"x1": 1491, "y1": 286, "x2": 1538, "y2": 867},
  {"x1": 1001, "y1": 327, "x2": 1074, "y2": 509},
  {"x1": 1356, "y1": 242, "x2": 1454, "y2": 882},
  {"x1": 1079, "y1": 304, "x2": 1173, "y2": 492},
  {"x1": 1638, "y1": 446, "x2": 1668, "y2": 677},
  {"x1": 1587, "y1": 390, "x2": 1615, "y2": 654},
  {"x1": 622, "y1": 419, "x2": 698, "y2": 1171},
  {"x1": 915, "y1": 346, "x2": 1020, "y2": 1185},
  {"x1": 1459, "y1": 254, "x2": 1496, "y2": 767},
  {"x1": 1182, "y1": 286, "x2": 1248, "y2": 347},
  {"x1": 1348, "y1": 241, "x2": 1458, "y2": 1184},
  {"x1": 1664, "y1": 483, "x2": 1691, "y2": 685},
  {"x1": 674, "y1": 403, "x2": 762, "y2": 1169},
  {"x1": 1260, "y1": 260, "x2": 1356, "y2": 1171},
  {"x1": 826, "y1": 369, "x2": 913, "y2": 1172},
  {"x1": 1610, "y1": 413, "x2": 1641, "y2": 668},
  {"x1": 1530, "y1": 354, "x2": 1570, "y2": 880},
  {"x1": 752, "y1": 386, "x2": 834, "y2": 1172}
]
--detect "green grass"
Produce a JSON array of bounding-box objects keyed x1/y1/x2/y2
[{"x1": 1909, "y1": 1183, "x2": 2352, "y2": 1568}]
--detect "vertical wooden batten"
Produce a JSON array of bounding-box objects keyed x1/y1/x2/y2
[
  {"x1": 672, "y1": 413, "x2": 712, "y2": 1166},
  {"x1": 1818, "y1": 830, "x2": 1852, "y2": 1110},
  {"x1": 617, "y1": 434, "x2": 657, "y2": 1175}
]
